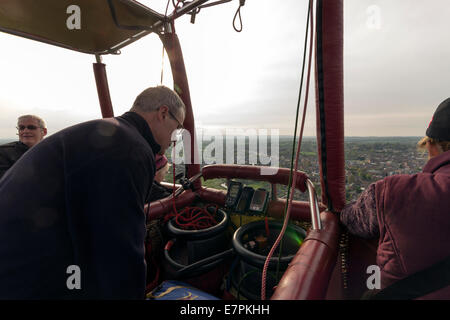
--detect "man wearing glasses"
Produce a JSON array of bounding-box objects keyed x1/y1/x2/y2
[
  {"x1": 0, "y1": 86, "x2": 185, "y2": 299},
  {"x1": 0, "y1": 115, "x2": 47, "y2": 179}
]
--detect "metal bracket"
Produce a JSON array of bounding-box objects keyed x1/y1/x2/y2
[{"x1": 306, "y1": 179, "x2": 322, "y2": 230}]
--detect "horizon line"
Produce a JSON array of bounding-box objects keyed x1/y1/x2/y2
[{"x1": 0, "y1": 135, "x2": 424, "y2": 141}]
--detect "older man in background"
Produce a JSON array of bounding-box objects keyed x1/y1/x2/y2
[{"x1": 0, "y1": 115, "x2": 47, "y2": 179}]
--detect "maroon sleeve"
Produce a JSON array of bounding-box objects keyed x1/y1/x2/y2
[{"x1": 340, "y1": 182, "x2": 379, "y2": 239}]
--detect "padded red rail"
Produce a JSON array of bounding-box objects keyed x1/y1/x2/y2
[
  {"x1": 268, "y1": 199, "x2": 327, "y2": 221},
  {"x1": 202, "y1": 164, "x2": 308, "y2": 193},
  {"x1": 146, "y1": 190, "x2": 197, "y2": 220},
  {"x1": 146, "y1": 186, "x2": 327, "y2": 223},
  {"x1": 271, "y1": 210, "x2": 340, "y2": 300}
]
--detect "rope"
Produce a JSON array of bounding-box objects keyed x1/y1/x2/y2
[
  {"x1": 260, "y1": 0, "x2": 314, "y2": 300},
  {"x1": 171, "y1": 0, "x2": 184, "y2": 9},
  {"x1": 166, "y1": 141, "x2": 218, "y2": 230},
  {"x1": 165, "y1": 205, "x2": 219, "y2": 230},
  {"x1": 232, "y1": 0, "x2": 246, "y2": 32},
  {"x1": 170, "y1": 0, "x2": 183, "y2": 33}
]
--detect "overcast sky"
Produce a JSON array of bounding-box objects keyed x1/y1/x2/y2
[{"x1": 0, "y1": 0, "x2": 449, "y2": 138}]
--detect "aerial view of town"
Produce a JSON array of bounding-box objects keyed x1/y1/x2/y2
[
  {"x1": 164, "y1": 136, "x2": 428, "y2": 204},
  {"x1": 293, "y1": 136, "x2": 428, "y2": 202},
  {"x1": 1, "y1": 136, "x2": 428, "y2": 204}
]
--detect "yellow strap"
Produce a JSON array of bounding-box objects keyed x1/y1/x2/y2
[{"x1": 147, "y1": 285, "x2": 197, "y2": 299}]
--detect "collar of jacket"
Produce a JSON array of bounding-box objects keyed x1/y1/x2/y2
[
  {"x1": 16, "y1": 141, "x2": 29, "y2": 150},
  {"x1": 0, "y1": 141, "x2": 29, "y2": 151},
  {"x1": 423, "y1": 150, "x2": 450, "y2": 173},
  {"x1": 119, "y1": 111, "x2": 161, "y2": 155}
]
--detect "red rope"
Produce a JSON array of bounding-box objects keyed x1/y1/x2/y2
[
  {"x1": 167, "y1": 141, "x2": 218, "y2": 230},
  {"x1": 260, "y1": 0, "x2": 314, "y2": 300},
  {"x1": 167, "y1": 205, "x2": 219, "y2": 230}
]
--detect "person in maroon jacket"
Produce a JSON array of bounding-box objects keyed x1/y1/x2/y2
[{"x1": 340, "y1": 98, "x2": 450, "y2": 299}]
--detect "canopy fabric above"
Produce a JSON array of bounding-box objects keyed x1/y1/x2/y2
[{"x1": 0, "y1": 0, "x2": 165, "y2": 54}]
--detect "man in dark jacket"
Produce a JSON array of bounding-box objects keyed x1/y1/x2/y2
[
  {"x1": 340, "y1": 98, "x2": 450, "y2": 299},
  {"x1": 0, "y1": 115, "x2": 47, "y2": 179},
  {"x1": 0, "y1": 85, "x2": 185, "y2": 299}
]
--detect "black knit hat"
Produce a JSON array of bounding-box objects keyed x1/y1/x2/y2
[{"x1": 426, "y1": 98, "x2": 450, "y2": 141}]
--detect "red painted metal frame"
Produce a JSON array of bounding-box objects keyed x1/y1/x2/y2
[
  {"x1": 145, "y1": 189, "x2": 197, "y2": 220},
  {"x1": 202, "y1": 164, "x2": 309, "y2": 193},
  {"x1": 160, "y1": 32, "x2": 201, "y2": 187},
  {"x1": 93, "y1": 62, "x2": 115, "y2": 118},
  {"x1": 267, "y1": 198, "x2": 326, "y2": 221},
  {"x1": 145, "y1": 186, "x2": 327, "y2": 225},
  {"x1": 315, "y1": 0, "x2": 345, "y2": 212}
]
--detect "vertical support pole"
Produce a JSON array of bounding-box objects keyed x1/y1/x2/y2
[
  {"x1": 315, "y1": 0, "x2": 345, "y2": 212},
  {"x1": 93, "y1": 54, "x2": 114, "y2": 118},
  {"x1": 160, "y1": 32, "x2": 201, "y2": 188}
]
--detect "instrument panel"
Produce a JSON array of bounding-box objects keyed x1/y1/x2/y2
[{"x1": 225, "y1": 181, "x2": 269, "y2": 215}]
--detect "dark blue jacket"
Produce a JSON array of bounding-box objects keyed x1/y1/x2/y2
[
  {"x1": 0, "y1": 112, "x2": 160, "y2": 299},
  {"x1": 0, "y1": 141, "x2": 29, "y2": 179}
]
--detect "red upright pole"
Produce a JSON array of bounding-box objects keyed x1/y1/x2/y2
[
  {"x1": 315, "y1": 0, "x2": 345, "y2": 212},
  {"x1": 93, "y1": 56, "x2": 114, "y2": 118},
  {"x1": 160, "y1": 32, "x2": 201, "y2": 187}
]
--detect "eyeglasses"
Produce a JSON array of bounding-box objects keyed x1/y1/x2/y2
[
  {"x1": 17, "y1": 125, "x2": 41, "y2": 131},
  {"x1": 168, "y1": 110, "x2": 184, "y2": 130}
]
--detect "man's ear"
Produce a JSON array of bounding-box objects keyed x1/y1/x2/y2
[
  {"x1": 157, "y1": 105, "x2": 169, "y2": 121},
  {"x1": 42, "y1": 128, "x2": 48, "y2": 137}
]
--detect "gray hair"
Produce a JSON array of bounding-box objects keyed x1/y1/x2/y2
[
  {"x1": 18, "y1": 115, "x2": 46, "y2": 129},
  {"x1": 130, "y1": 85, "x2": 186, "y2": 118}
]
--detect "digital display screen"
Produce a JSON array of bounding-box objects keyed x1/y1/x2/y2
[
  {"x1": 226, "y1": 181, "x2": 242, "y2": 209},
  {"x1": 253, "y1": 191, "x2": 265, "y2": 204},
  {"x1": 229, "y1": 186, "x2": 240, "y2": 197},
  {"x1": 236, "y1": 197, "x2": 248, "y2": 212},
  {"x1": 250, "y1": 189, "x2": 268, "y2": 212},
  {"x1": 236, "y1": 188, "x2": 254, "y2": 213}
]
